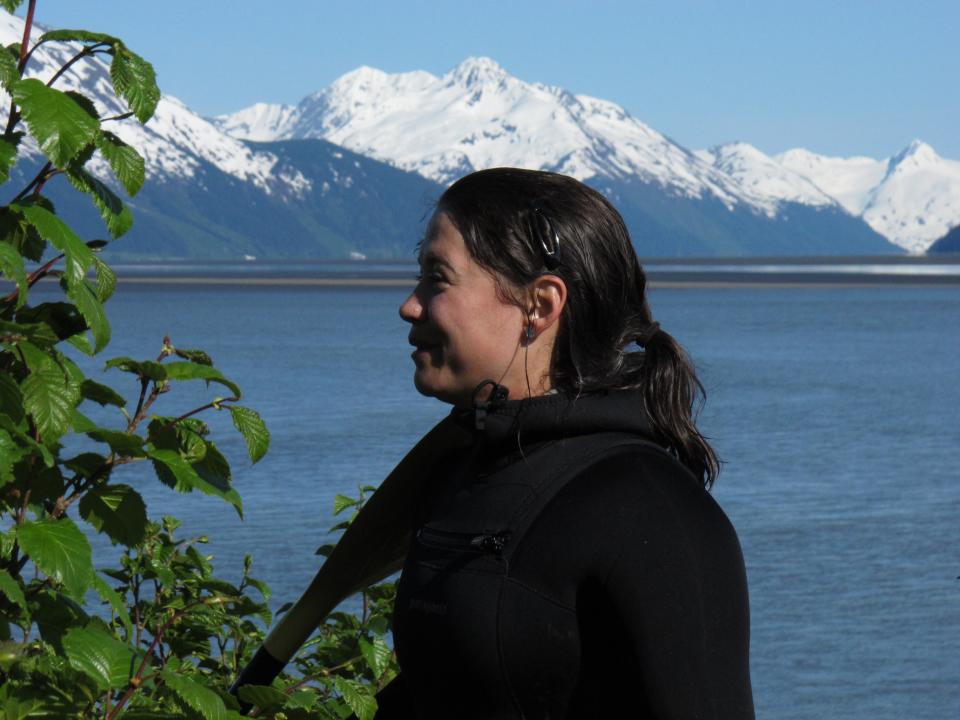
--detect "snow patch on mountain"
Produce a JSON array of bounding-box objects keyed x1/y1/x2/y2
[
  {"x1": 860, "y1": 141, "x2": 960, "y2": 253},
  {"x1": 775, "y1": 148, "x2": 887, "y2": 215},
  {"x1": 217, "y1": 57, "x2": 766, "y2": 213},
  {"x1": 776, "y1": 141, "x2": 960, "y2": 253},
  {"x1": 696, "y1": 142, "x2": 835, "y2": 212},
  {"x1": 0, "y1": 14, "x2": 312, "y2": 197},
  {"x1": 213, "y1": 102, "x2": 297, "y2": 142}
]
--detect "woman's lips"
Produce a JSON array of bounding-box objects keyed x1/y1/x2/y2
[{"x1": 409, "y1": 340, "x2": 440, "y2": 358}]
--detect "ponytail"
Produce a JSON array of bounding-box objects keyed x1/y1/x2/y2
[{"x1": 636, "y1": 324, "x2": 719, "y2": 488}]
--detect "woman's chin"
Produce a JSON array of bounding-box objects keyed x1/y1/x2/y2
[{"x1": 413, "y1": 373, "x2": 466, "y2": 407}]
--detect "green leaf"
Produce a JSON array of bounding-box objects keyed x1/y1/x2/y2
[
  {"x1": 0, "y1": 428, "x2": 27, "y2": 485},
  {"x1": 110, "y1": 48, "x2": 160, "y2": 124},
  {"x1": 92, "y1": 256, "x2": 117, "y2": 302},
  {"x1": 0, "y1": 568, "x2": 26, "y2": 612},
  {"x1": 0, "y1": 414, "x2": 54, "y2": 467},
  {"x1": 193, "y1": 444, "x2": 241, "y2": 518},
  {"x1": 162, "y1": 672, "x2": 228, "y2": 720},
  {"x1": 0, "y1": 204, "x2": 45, "y2": 261},
  {"x1": 0, "y1": 132, "x2": 21, "y2": 184},
  {"x1": 87, "y1": 428, "x2": 146, "y2": 457},
  {"x1": 244, "y1": 575, "x2": 271, "y2": 602},
  {"x1": 172, "y1": 347, "x2": 212, "y2": 366},
  {"x1": 149, "y1": 416, "x2": 207, "y2": 461},
  {"x1": 18, "y1": 204, "x2": 94, "y2": 286},
  {"x1": 79, "y1": 483, "x2": 147, "y2": 546},
  {"x1": 287, "y1": 690, "x2": 318, "y2": 710},
  {"x1": 67, "y1": 332, "x2": 93, "y2": 356},
  {"x1": 16, "y1": 518, "x2": 93, "y2": 599},
  {"x1": 63, "y1": 623, "x2": 136, "y2": 692},
  {"x1": 66, "y1": 278, "x2": 110, "y2": 353},
  {"x1": 104, "y1": 356, "x2": 167, "y2": 381},
  {"x1": 359, "y1": 636, "x2": 392, "y2": 679},
  {"x1": 334, "y1": 677, "x2": 377, "y2": 720},
  {"x1": 38, "y1": 29, "x2": 121, "y2": 46},
  {"x1": 80, "y1": 378, "x2": 125, "y2": 407},
  {"x1": 333, "y1": 494, "x2": 358, "y2": 516},
  {"x1": 0, "y1": 693, "x2": 40, "y2": 720},
  {"x1": 11, "y1": 79, "x2": 100, "y2": 166},
  {"x1": 91, "y1": 573, "x2": 134, "y2": 640},
  {"x1": 148, "y1": 447, "x2": 241, "y2": 514},
  {"x1": 70, "y1": 407, "x2": 97, "y2": 433},
  {"x1": 0, "y1": 240, "x2": 27, "y2": 307},
  {"x1": 64, "y1": 90, "x2": 100, "y2": 123},
  {"x1": 0, "y1": 371, "x2": 23, "y2": 423},
  {"x1": 96, "y1": 131, "x2": 145, "y2": 196},
  {"x1": 20, "y1": 358, "x2": 80, "y2": 443},
  {"x1": 229, "y1": 405, "x2": 269, "y2": 464},
  {"x1": 163, "y1": 361, "x2": 241, "y2": 397},
  {"x1": 0, "y1": 41, "x2": 18, "y2": 87},
  {"x1": 65, "y1": 166, "x2": 133, "y2": 239},
  {"x1": 0, "y1": 319, "x2": 58, "y2": 348},
  {"x1": 63, "y1": 452, "x2": 107, "y2": 479},
  {"x1": 14, "y1": 303, "x2": 84, "y2": 345},
  {"x1": 237, "y1": 685, "x2": 287, "y2": 711}
]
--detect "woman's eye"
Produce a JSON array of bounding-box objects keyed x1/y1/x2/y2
[{"x1": 415, "y1": 271, "x2": 446, "y2": 285}]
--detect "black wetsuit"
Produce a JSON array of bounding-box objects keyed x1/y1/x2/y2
[{"x1": 375, "y1": 389, "x2": 754, "y2": 719}]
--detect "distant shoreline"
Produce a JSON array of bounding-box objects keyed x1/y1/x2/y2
[
  {"x1": 94, "y1": 273, "x2": 960, "y2": 288},
  {"x1": 12, "y1": 254, "x2": 960, "y2": 290}
]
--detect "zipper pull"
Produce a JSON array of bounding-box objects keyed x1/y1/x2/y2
[{"x1": 470, "y1": 532, "x2": 510, "y2": 554}]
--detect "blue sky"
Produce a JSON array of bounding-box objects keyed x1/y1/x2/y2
[{"x1": 20, "y1": 0, "x2": 959, "y2": 159}]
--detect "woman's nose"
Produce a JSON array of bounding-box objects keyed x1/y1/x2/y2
[{"x1": 399, "y1": 290, "x2": 422, "y2": 324}]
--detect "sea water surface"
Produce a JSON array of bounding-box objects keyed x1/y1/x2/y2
[{"x1": 45, "y1": 281, "x2": 958, "y2": 720}]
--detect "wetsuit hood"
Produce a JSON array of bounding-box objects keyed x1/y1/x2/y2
[{"x1": 451, "y1": 386, "x2": 659, "y2": 455}]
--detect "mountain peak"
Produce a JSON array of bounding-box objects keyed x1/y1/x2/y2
[
  {"x1": 890, "y1": 139, "x2": 939, "y2": 168},
  {"x1": 447, "y1": 56, "x2": 508, "y2": 86},
  {"x1": 332, "y1": 65, "x2": 389, "y2": 88}
]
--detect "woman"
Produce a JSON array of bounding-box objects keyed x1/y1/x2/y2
[{"x1": 374, "y1": 168, "x2": 754, "y2": 718}]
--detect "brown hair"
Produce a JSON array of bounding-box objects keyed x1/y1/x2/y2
[{"x1": 437, "y1": 168, "x2": 720, "y2": 487}]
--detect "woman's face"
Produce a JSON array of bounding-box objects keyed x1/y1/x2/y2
[{"x1": 399, "y1": 212, "x2": 527, "y2": 407}]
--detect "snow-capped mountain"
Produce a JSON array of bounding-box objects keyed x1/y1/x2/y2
[
  {"x1": 695, "y1": 143, "x2": 835, "y2": 208},
  {"x1": 217, "y1": 57, "x2": 955, "y2": 253},
  {"x1": 0, "y1": 10, "x2": 904, "y2": 257},
  {"x1": 0, "y1": 13, "x2": 438, "y2": 259},
  {"x1": 689, "y1": 140, "x2": 960, "y2": 253},
  {"x1": 217, "y1": 57, "x2": 800, "y2": 215},
  {"x1": 0, "y1": 13, "x2": 308, "y2": 196},
  {"x1": 777, "y1": 141, "x2": 960, "y2": 254},
  {"x1": 775, "y1": 148, "x2": 887, "y2": 215}
]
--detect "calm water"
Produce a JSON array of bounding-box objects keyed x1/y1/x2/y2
[{"x1": 44, "y1": 283, "x2": 958, "y2": 720}]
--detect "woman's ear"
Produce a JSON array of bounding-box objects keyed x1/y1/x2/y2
[{"x1": 527, "y1": 274, "x2": 567, "y2": 337}]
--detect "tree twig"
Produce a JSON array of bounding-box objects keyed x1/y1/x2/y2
[
  {"x1": 11, "y1": 160, "x2": 53, "y2": 203},
  {"x1": 16, "y1": 0, "x2": 36, "y2": 73},
  {"x1": 45, "y1": 43, "x2": 108, "y2": 89}
]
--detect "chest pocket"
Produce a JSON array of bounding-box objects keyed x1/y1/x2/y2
[
  {"x1": 414, "y1": 527, "x2": 511, "y2": 573},
  {"x1": 395, "y1": 525, "x2": 518, "y2": 718}
]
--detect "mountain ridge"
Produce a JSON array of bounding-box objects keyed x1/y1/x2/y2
[
  {"x1": 218, "y1": 56, "x2": 956, "y2": 254},
  {"x1": 0, "y1": 14, "x2": 902, "y2": 258}
]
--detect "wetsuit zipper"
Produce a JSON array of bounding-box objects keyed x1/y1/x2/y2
[{"x1": 416, "y1": 527, "x2": 511, "y2": 556}]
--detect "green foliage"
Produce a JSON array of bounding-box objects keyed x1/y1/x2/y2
[
  {"x1": 15, "y1": 518, "x2": 93, "y2": 599},
  {"x1": 11, "y1": 79, "x2": 100, "y2": 167},
  {"x1": 229, "y1": 406, "x2": 270, "y2": 464},
  {"x1": 78, "y1": 483, "x2": 147, "y2": 546},
  {"x1": 0, "y1": 5, "x2": 396, "y2": 718},
  {"x1": 63, "y1": 623, "x2": 137, "y2": 691},
  {"x1": 0, "y1": 133, "x2": 21, "y2": 184},
  {"x1": 109, "y1": 47, "x2": 160, "y2": 124}
]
